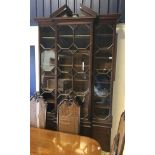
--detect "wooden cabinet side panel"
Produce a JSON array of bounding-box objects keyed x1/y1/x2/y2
[{"x1": 91, "y1": 125, "x2": 111, "y2": 151}]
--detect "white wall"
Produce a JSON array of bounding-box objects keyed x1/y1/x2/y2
[{"x1": 111, "y1": 23, "x2": 125, "y2": 153}]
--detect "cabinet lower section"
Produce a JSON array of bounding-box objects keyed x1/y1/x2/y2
[
  {"x1": 45, "y1": 112, "x2": 112, "y2": 151},
  {"x1": 80, "y1": 125, "x2": 91, "y2": 137},
  {"x1": 80, "y1": 124, "x2": 111, "y2": 151},
  {"x1": 91, "y1": 125, "x2": 111, "y2": 151}
]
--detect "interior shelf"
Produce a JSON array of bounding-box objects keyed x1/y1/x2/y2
[
  {"x1": 58, "y1": 35, "x2": 90, "y2": 37},
  {"x1": 41, "y1": 75, "x2": 55, "y2": 78},
  {"x1": 40, "y1": 44, "x2": 55, "y2": 50},
  {"x1": 42, "y1": 37, "x2": 55, "y2": 39},
  {"x1": 95, "y1": 57, "x2": 112, "y2": 60},
  {"x1": 95, "y1": 34, "x2": 113, "y2": 36},
  {"x1": 58, "y1": 64, "x2": 72, "y2": 67},
  {"x1": 95, "y1": 104, "x2": 111, "y2": 109},
  {"x1": 74, "y1": 79, "x2": 88, "y2": 82},
  {"x1": 96, "y1": 69, "x2": 112, "y2": 73},
  {"x1": 95, "y1": 81, "x2": 110, "y2": 84},
  {"x1": 58, "y1": 64, "x2": 89, "y2": 67},
  {"x1": 58, "y1": 78, "x2": 72, "y2": 81},
  {"x1": 94, "y1": 93, "x2": 111, "y2": 98},
  {"x1": 41, "y1": 89, "x2": 55, "y2": 93},
  {"x1": 57, "y1": 79, "x2": 88, "y2": 82},
  {"x1": 74, "y1": 64, "x2": 89, "y2": 67}
]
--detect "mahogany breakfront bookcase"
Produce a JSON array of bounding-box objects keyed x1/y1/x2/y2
[{"x1": 36, "y1": 4, "x2": 119, "y2": 151}]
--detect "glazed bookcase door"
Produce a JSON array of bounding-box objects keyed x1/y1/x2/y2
[
  {"x1": 57, "y1": 24, "x2": 91, "y2": 126},
  {"x1": 91, "y1": 22, "x2": 116, "y2": 151},
  {"x1": 93, "y1": 23, "x2": 114, "y2": 121},
  {"x1": 39, "y1": 25, "x2": 57, "y2": 128}
]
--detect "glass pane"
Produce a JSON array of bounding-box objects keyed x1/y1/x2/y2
[
  {"x1": 94, "y1": 59, "x2": 112, "y2": 71},
  {"x1": 40, "y1": 26, "x2": 55, "y2": 49},
  {"x1": 94, "y1": 83, "x2": 110, "y2": 97},
  {"x1": 58, "y1": 66, "x2": 72, "y2": 79},
  {"x1": 75, "y1": 37, "x2": 90, "y2": 48},
  {"x1": 40, "y1": 26, "x2": 55, "y2": 37},
  {"x1": 96, "y1": 36, "x2": 113, "y2": 48},
  {"x1": 95, "y1": 49, "x2": 112, "y2": 58},
  {"x1": 40, "y1": 38, "x2": 55, "y2": 49},
  {"x1": 58, "y1": 50, "x2": 73, "y2": 79},
  {"x1": 74, "y1": 51, "x2": 89, "y2": 66},
  {"x1": 58, "y1": 37, "x2": 73, "y2": 48},
  {"x1": 58, "y1": 50, "x2": 73, "y2": 65},
  {"x1": 95, "y1": 73, "x2": 111, "y2": 83},
  {"x1": 74, "y1": 71, "x2": 89, "y2": 80},
  {"x1": 41, "y1": 68, "x2": 55, "y2": 77},
  {"x1": 57, "y1": 94, "x2": 66, "y2": 105},
  {"x1": 41, "y1": 49, "x2": 55, "y2": 72},
  {"x1": 73, "y1": 81, "x2": 88, "y2": 93},
  {"x1": 58, "y1": 25, "x2": 73, "y2": 35},
  {"x1": 58, "y1": 25, "x2": 73, "y2": 48},
  {"x1": 94, "y1": 95, "x2": 111, "y2": 105},
  {"x1": 58, "y1": 79, "x2": 72, "y2": 94},
  {"x1": 74, "y1": 24, "x2": 90, "y2": 49},
  {"x1": 96, "y1": 24, "x2": 113, "y2": 34},
  {"x1": 41, "y1": 76, "x2": 55, "y2": 91},
  {"x1": 73, "y1": 51, "x2": 89, "y2": 80},
  {"x1": 74, "y1": 25, "x2": 90, "y2": 35}
]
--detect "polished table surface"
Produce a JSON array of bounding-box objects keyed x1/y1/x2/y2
[{"x1": 30, "y1": 127, "x2": 102, "y2": 155}]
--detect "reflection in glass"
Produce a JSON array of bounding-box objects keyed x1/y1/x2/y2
[
  {"x1": 41, "y1": 49, "x2": 55, "y2": 71},
  {"x1": 94, "y1": 83, "x2": 110, "y2": 96}
]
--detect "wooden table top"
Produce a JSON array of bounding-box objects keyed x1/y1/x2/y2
[{"x1": 30, "y1": 127, "x2": 102, "y2": 155}]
